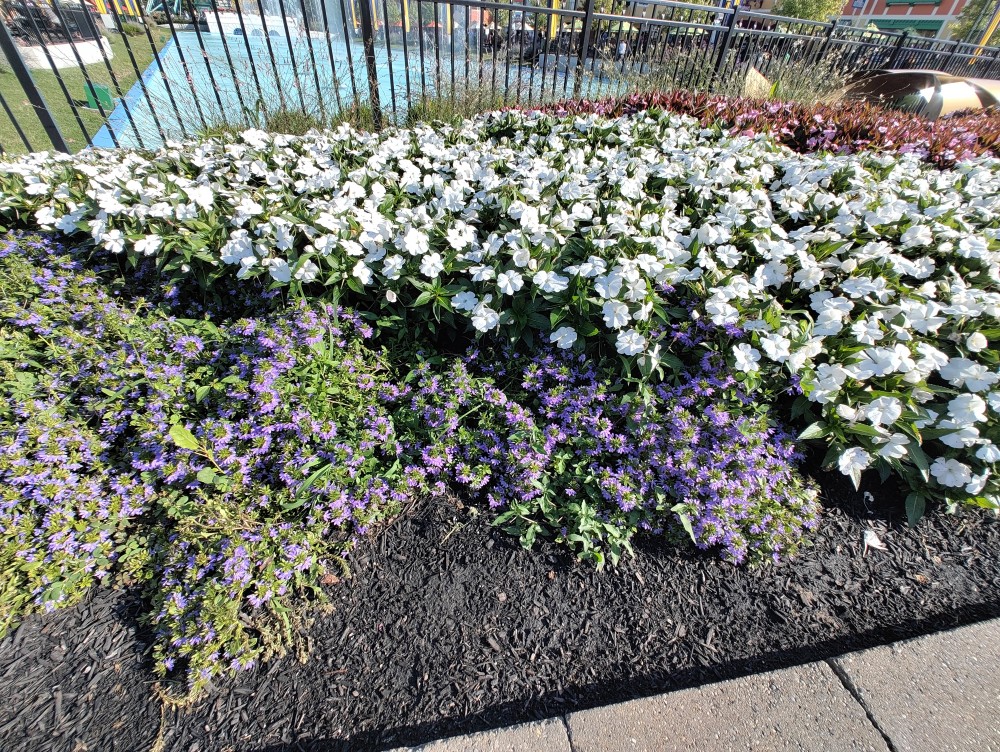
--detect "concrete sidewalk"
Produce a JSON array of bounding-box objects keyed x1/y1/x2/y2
[{"x1": 394, "y1": 618, "x2": 1000, "y2": 752}]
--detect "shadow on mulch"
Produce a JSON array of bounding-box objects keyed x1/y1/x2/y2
[
  {"x1": 254, "y1": 604, "x2": 1000, "y2": 752},
  {"x1": 2, "y1": 467, "x2": 999, "y2": 752}
]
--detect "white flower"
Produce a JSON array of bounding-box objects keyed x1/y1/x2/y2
[
  {"x1": 930, "y1": 457, "x2": 973, "y2": 488},
  {"x1": 976, "y1": 443, "x2": 1000, "y2": 463},
  {"x1": 863, "y1": 396, "x2": 903, "y2": 427},
  {"x1": 615, "y1": 329, "x2": 646, "y2": 356},
  {"x1": 497, "y1": 270, "x2": 524, "y2": 296},
  {"x1": 549, "y1": 326, "x2": 577, "y2": 349},
  {"x1": 838, "y1": 447, "x2": 871, "y2": 479},
  {"x1": 900, "y1": 224, "x2": 933, "y2": 248},
  {"x1": 593, "y1": 272, "x2": 623, "y2": 299},
  {"x1": 874, "y1": 433, "x2": 909, "y2": 460},
  {"x1": 134, "y1": 235, "x2": 162, "y2": 256},
  {"x1": 381, "y1": 255, "x2": 404, "y2": 280},
  {"x1": 353, "y1": 260, "x2": 373, "y2": 285},
  {"x1": 967, "y1": 332, "x2": 988, "y2": 353},
  {"x1": 452, "y1": 291, "x2": 479, "y2": 312},
  {"x1": 948, "y1": 394, "x2": 989, "y2": 424},
  {"x1": 294, "y1": 259, "x2": 319, "y2": 283},
  {"x1": 101, "y1": 230, "x2": 125, "y2": 255},
  {"x1": 419, "y1": 252, "x2": 444, "y2": 278},
  {"x1": 939, "y1": 358, "x2": 999, "y2": 391},
  {"x1": 470, "y1": 299, "x2": 500, "y2": 332},
  {"x1": 732, "y1": 343, "x2": 761, "y2": 373},
  {"x1": 470, "y1": 264, "x2": 496, "y2": 282},
  {"x1": 602, "y1": 301, "x2": 631, "y2": 330},
  {"x1": 269, "y1": 260, "x2": 292, "y2": 283},
  {"x1": 511, "y1": 247, "x2": 532, "y2": 267},
  {"x1": 533, "y1": 270, "x2": 569, "y2": 294},
  {"x1": 400, "y1": 227, "x2": 429, "y2": 256},
  {"x1": 760, "y1": 334, "x2": 791, "y2": 362},
  {"x1": 184, "y1": 184, "x2": 214, "y2": 210}
]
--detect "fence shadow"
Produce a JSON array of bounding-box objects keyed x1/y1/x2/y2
[{"x1": 244, "y1": 600, "x2": 1000, "y2": 752}]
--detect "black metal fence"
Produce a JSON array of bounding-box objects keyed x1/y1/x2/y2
[{"x1": 1, "y1": 0, "x2": 999, "y2": 154}]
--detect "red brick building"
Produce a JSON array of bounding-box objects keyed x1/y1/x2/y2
[{"x1": 838, "y1": 0, "x2": 971, "y2": 39}]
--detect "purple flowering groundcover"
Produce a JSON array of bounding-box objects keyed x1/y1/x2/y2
[{"x1": 1, "y1": 232, "x2": 819, "y2": 699}]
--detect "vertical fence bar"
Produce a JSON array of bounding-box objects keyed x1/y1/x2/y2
[
  {"x1": 394, "y1": 0, "x2": 412, "y2": 111},
  {"x1": 379, "y1": 0, "x2": 398, "y2": 119},
  {"x1": 275, "y1": 0, "x2": 308, "y2": 111},
  {"x1": 14, "y1": 0, "x2": 92, "y2": 148},
  {"x1": 887, "y1": 29, "x2": 909, "y2": 68},
  {"x1": 255, "y1": 0, "x2": 289, "y2": 110},
  {"x1": 78, "y1": 0, "x2": 145, "y2": 148},
  {"x1": 0, "y1": 15, "x2": 67, "y2": 152},
  {"x1": 318, "y1": 2, "x2": 343, "y2": 113},
  {"x1": 357, "y1": 0, "x2": 384, "y2": 127},
  {"x1": 297, "y1": 0, "x2": 328, "y2": 120},
  {"x1": 185, "y1": 0, "x2": 228, "y2": 126},
  {"x1": 48, "y1": 0, "x2": 116, "y2": 146},
  {"x1": 159, "y1": 1, "x2": 210, "y2": 132},
  {"x1": 0, "y1": 87, "x2": 35, "y2": 153},
  {"x1": 205, "y1": 0, "x2": 254, "y2": 124},
  {"x1": 573, "y1": 0, "x2": 595, "y2": 97},
  {"x1": 137, "y1": 8, "x2": 190, "y2": 139},
  {"x1": 108, "y1": 4, "x2": 168, "y2": 145},
  {"x1": 232, "y1": 0, "x2": 269, "y2": 116},
  {"x1": 713, "y1": 5, "x2": 738, "y2": 77}
]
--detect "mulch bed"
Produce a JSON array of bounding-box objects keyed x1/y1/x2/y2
[{"x1": 2, "y1": 468, "x2": 999, "y2": 752}]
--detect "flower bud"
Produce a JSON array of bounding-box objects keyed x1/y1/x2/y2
[{"x1": 967, "y1": 332, "x2": 988, "y2": 353}]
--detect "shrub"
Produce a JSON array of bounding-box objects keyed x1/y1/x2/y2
[
  {"x1": 536, "y1": 90, "x2": 1000, "y2": 167},
  {"x1": 119, "y1": 22, "x2": 146, "y2": 37},
  {"x1": 1, "y1": 109, "x2": 998, "y2": 535}
]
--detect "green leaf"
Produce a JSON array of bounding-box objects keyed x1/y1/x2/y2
[
  {"x1": 671, "y1": 504, "x2": 697, "y2": 544},
  {"x1": 905, "y1": 492, "x2": 926, "y2": 527},
  {"x1": 907, "y1": 443, "x2": 930, "y2": 482},
  {"x1": 798, "y1": 421, "x2": 827, "y2": 441},
  {"x1": 196, "y1": 467, "x2": 217, "y2": 484},
  {"x1": 195, "y1": 385, "x2": 211, "y2": 404},
  {"x1": 168, "y1": 424, "x2": 200, "y2": 451}
]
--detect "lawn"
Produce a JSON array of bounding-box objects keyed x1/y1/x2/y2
[{"x1": 0, "y1": 29, "x2": 172, "y2": 154}]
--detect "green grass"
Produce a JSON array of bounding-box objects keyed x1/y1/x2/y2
[{"x1": 0, "y1": 30, "x2": 172, "y2": 155}]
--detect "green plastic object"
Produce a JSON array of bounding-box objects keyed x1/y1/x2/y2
[{"x1": 84, "y1": 82, "x2": 114, "y2": 111}]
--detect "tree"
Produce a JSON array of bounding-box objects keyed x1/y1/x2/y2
[
  {"x1": 772, "y1": 0, "x2": 844, "y2": 21},
  {"x1": 949, "y1": 0, "x2": 1000, "y2": 45}
]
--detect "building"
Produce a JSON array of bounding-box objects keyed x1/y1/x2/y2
[{"x1": 838, "y1": 0, "x2": 972, "y2": 38}]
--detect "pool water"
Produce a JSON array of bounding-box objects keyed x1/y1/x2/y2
[{"x1": 93, "y1": 30, "x2": 607, "y2": 149}]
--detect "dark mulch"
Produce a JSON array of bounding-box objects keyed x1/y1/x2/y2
[{"x1": 2, "y1": 469, "x2": 999, "y2": 752}]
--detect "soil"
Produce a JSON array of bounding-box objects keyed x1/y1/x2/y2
[{"x1": 2, "y1": 469, "x2": 999, "y2": 752}]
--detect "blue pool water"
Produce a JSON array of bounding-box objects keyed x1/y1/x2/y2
[{"x1": 93, "y1": 31, "x2": 607, "y2": 149}]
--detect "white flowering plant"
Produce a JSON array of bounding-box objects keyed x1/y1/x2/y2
[{"x1": 1, "y1": 109, "x2": 999, "y2": 523}]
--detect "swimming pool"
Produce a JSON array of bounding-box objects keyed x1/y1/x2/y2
[{"x1": 92, "y1": 30, "x2": 607, "y2": 149}]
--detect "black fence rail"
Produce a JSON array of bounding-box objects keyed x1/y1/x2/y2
[{"x1": 1, "y1": 0, "x2": 999, "y2": 154}]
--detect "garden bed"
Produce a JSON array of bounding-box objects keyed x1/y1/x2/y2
[
  {"x1": 1, "y1": 101, "x2": 999, "y2": 750},
  {"x1": 1, "y1": 472, "x2": 998, "y2": 751}
]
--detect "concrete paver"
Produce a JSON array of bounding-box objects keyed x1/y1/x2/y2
[
  {"x1": 391, "y1": 717, "x2": 572, "y2": 752},
  {"x1": 564, "y1": 661, "x2": 889, "y2": 752},
  {"x1": 832, "y1": 619, "x2": 1000, "y2": 752}
]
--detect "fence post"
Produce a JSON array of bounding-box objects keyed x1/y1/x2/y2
[
  {"x1": 815, "y1": 18, "x2": 839, "y2": 67},
  {"x1": 940, "y1": 40, "x2": 961, "y2": 73},
  {"x1": 356, "y1": 0, "x2": 383, "y2": 130},
  {"x1": 0, "y1": 20, "x2": 68, "y2": 153},
  {"x1": 887, "y1": 29, "x2": 911, "y2": 68},
  {"x1": 713, "y1": 5, "x2": 741, "y2": 77},
  {"x1": 573, "y1": 0, "x2": 596, "y2": 98}
]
